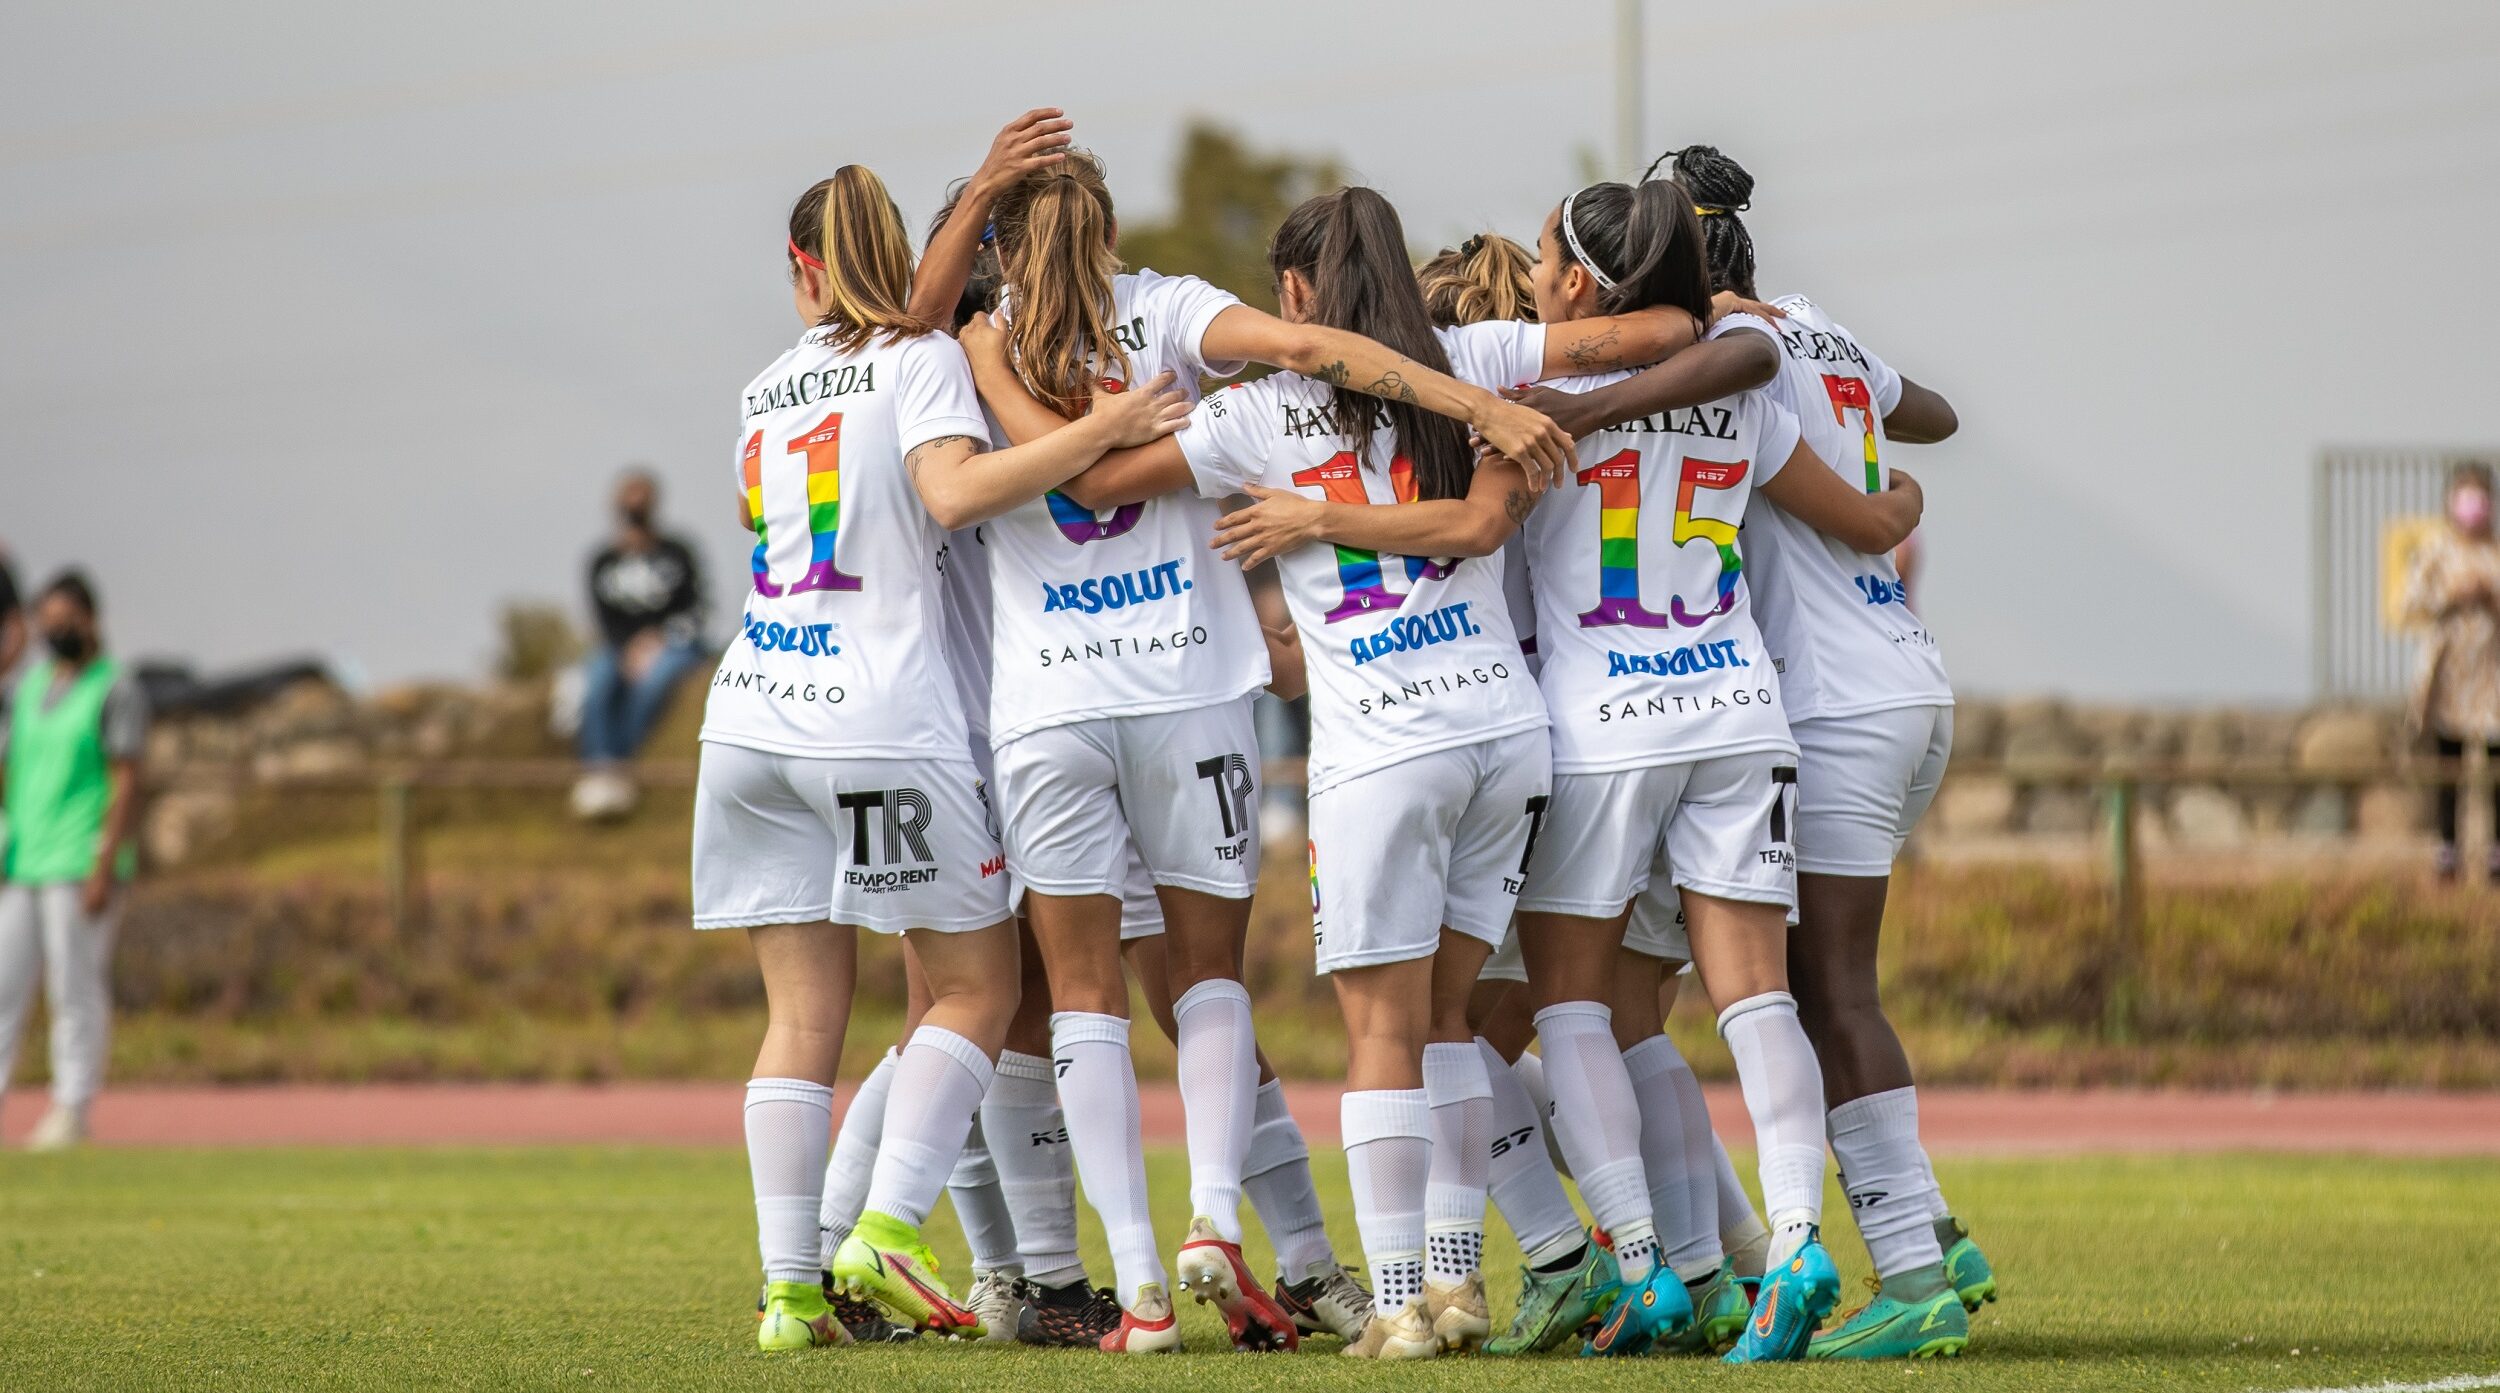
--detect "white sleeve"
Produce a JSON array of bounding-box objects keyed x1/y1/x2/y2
[
  {"x1": 1753, "y1": 397, "x2": 1802, "y2": 486},
  {"x1": 1444, "y1": 321, "x2": 1547, "y2": 390},
  {"x1": 894, "y1": 336, "x2": 994, "y2": 457},
  {"x1": 1176, "y1": 383, "x2": 1269, "y2": 499},
  {"x1": 1147, "y1": 271, "x2": 1250, "y2": 380},
  {"x1": 1859, "y1": 338, "x2": 1906, "y2": 416}
]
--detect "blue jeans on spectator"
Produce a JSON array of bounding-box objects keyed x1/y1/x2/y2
[{"x1": 579, "y1": 638, "x2": 703, "y2": 764}]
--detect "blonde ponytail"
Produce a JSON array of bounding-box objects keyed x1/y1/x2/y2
[
  {"x1": 786, "y1": 164, "x2": 932, "y2": 353},
  {"x1": 1416, "y1": 232, "x2": 1538, "y2": 327},
  {"x1": 990, "y1": 152, "x2": 1130, "y2": 418}
]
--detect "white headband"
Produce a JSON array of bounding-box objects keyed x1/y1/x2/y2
[{"x1": 1559, "y1": 189, "x2": 1619, "y2": 294}]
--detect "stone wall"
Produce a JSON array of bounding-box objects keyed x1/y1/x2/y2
[{"x1": 1935, "y1": 698, "x2": 2432, "y2": 849}]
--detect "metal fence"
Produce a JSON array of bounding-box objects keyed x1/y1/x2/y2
[{"x1": 2313, "y1": 448, "x2": 2489, "y2": 699}]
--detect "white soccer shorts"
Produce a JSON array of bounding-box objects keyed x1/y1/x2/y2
[
  {"x1": 995, "y1": 698, "x2": 1261, "y2": 900},
  {"x1": 1519, "y1": 751, "x2": 1799, "y2": 916},
  {"x1": 1790, "y1": 704, "x2": 1953, "y2": 877}
]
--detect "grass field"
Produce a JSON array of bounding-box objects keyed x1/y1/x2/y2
[{"x1": 4, "y1": 1147, "x2": 2496, "y2": 1391}]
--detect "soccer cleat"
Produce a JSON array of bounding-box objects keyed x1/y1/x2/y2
[
  {"x1": 1658, "y1": 1259, "x2": 1753, "y2": 1355},
  {"x1": 1809, "y1": 1275, "x2": 1969, "y2": 1360},
  {"x1": 1015, "y1": 1278, "x2": 1123, "y2": 1348},
  {"x1": 757, "y1": 1279, "x2": 848, "y2": 1351},
  {"x1": 1723, "y1": 1230, "x2": 1842, "y2": 1364},
  {"x1": 964, "y1": 1270, "x2": 1027, "y2": 1343},
  {"x1": 828, "y1": 1211, "x2": 981, "y2": 1338},
  {"x1": 1580, "y1": 1260, "x2": 1693, "y2": 1357},
  {"x1": 1341, "y1": 1295, "x2": 1439, "y2": 1359},
  {"x1": 1175, "y1": 1217, "x2": 1299, "y2": 1351},
  {"x1": 1938, "y1": 1216, "x2": 1999, "y2": 1312},
  {"x1": 1100, "y1": 1282, "x2": 1182, "y2": 1354},
  {"x1": 1487, "y1": 1239, "x2": 1618, "y2": 1355},
  {"x1": 1425, "y1": 1272, "x2": 1491, "y2": 1352},
  {"x1": 1275, "y1": 1261, "x2": 1373, "y2": 1341}
]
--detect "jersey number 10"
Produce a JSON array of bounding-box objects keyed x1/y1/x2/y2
[{"x1": 1289, "y1": 451, "x2": 1457, "y2": 623}]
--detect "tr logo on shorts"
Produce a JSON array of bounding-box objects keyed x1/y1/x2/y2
[
  {"x1": 836, "y1": 787, "x2": 935, "y2": 866},
  {"x1": 1194, "y1": 752, "x2": 1256, "y2": 844},
  {"x1": 1764, "y1": 766, "x2": 1799, "y2": 866}
]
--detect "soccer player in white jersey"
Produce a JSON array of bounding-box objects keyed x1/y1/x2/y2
[
  {"x1": 1504, "y1": 177, "x2": 1923, "y2": 1362},
  {"x1": 699, "y1": 165, "x2": 1189, "y2": 1352},
  {"x1": 937, "y1": 152, "x2": 1602, "y2": 1354},
  {"x1": 1523, "y1": 143, "x2": 1987, "y2": 1360},
  {"x1": 990, "y1": 185, "x2": 1722, "y2": 1359}
]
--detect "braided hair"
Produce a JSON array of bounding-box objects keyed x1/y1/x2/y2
[{"x1": 1647, "y1": 144, "x2": 1757, "y2": 299}]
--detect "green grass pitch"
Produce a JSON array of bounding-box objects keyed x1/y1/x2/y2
[{"x1": 3, "y1": 1146, "x2": 2495, "y2": 1391}]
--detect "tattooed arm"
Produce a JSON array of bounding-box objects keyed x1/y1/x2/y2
[
  {"x1": 1197, "y1": 304, "x2": 1573, "y2": 485},
  {"x1": 1210, "y1": 456, "x2": 1534, "y2": 568},
  {"x1": 906, "y1": 370, "x2": 1190, "y2": 529},
  {"x1": 1536, "y1": 306, "x2": 1705, "y2": 379}
]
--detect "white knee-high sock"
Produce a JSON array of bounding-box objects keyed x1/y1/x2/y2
[
  {"x1": 1052, "y1": 1011, "x2": 1165, "y2": 1301},
  {"x1": 1828, "y1": 1087, "x2": 1946, "y2": 1278},
  {"x1": 746, "y1": 1077, "x2": 835, "y2": 1284},
  {"x1": 1512, "y1": 1049, "x2": 1572, "y2": 1179},
  {"x1": 863, "y1": 1026, "x2": 994, "y2": 1228},
  {"x1": 984, "y1": 1049, "x2": 1084, "y2": 1286},
  {"x1": 1532, "y1": 1002, "x2": 1659, "y2": 1281},
  {"x1": 1421, "y1": 1042, "x2": 1492, "y2": 1286},
  {"x1": 819, "y1": 1047, "x2": 897, "y2": 1263},
  {"x1": 1713, "y1": 1133, "x2": 1772, "y2": 1277},
  {"x1": 1916, "y1": 1147, "x2": 1954, "y2": 1222},
  {"x1": 1341, "y1": 1088, "x2": 1431, "y2": 1312},
  {"x1": 1242, "y1": 1078, "x2": 1334, "y2": 1280},
  {"x1": 1623, "y1": 1033, "x2": 1724, "y2": 1283},
  {"x1": 947, "y1": 1113, "x2": 1023, "y2": 1276},
  {"x1": 1478, "y1": 1038, "x2": 1583, "y2": 1268},
  {"x1": 1173, "y1": 978, "x2": 1258, "y2": 1241},
  {"x1": 1717, "y1": 991, "x2": 1827, "y2": 1267}
]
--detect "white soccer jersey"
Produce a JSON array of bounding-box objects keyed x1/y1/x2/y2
[
  {"x1": 1743, "y1": 294, "x2": 1953, "y2": 722},
  {"x1": 1179, "y1": 322, "x2": 1551, "y2": 795},
  {"x1": 1519, "y1": 315, "x2": 1803, "y2": 773},
  {"x1": 700, "y1": 326, "x2": 987, "y2": 761},
  {"x1": 938, "y1": 524, "x2": 994, "y2": 751},
  {"x1": 983, "y1": 268, "x2": 1269, "y2": 746}
]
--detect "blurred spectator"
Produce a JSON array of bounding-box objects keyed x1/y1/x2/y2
[
  {"x1": 2402, "y1": 460, "x2": 2500, "y2": 881},
  {"x1": 573, "y1": 469, "x2": 705, "y2": 821},
  {"x1": 0, "y1": 570, "x2": 147, "y2": 1149}
]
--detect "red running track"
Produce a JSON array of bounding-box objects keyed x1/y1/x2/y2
[{"x1": 5, "y1": 1084, "x2": 2498, "y2": 1154}]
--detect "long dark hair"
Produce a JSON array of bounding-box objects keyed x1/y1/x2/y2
[
  {"x1": 1551, "y1": 179, "x2": 1712, "y2": 324},
  {"x1": 1267, "y1": 187, "x2": 1473, "y2": 502},
  {"x1": 1649, "y1": 144, "x2": 1757, "y2": 299}
]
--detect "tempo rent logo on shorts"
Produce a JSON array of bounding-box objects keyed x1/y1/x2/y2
[{"x1": 836, "y1": 788, "x2": 937, "y2": 893}]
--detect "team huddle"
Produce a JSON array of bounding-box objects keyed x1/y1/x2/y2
[{"x1": 695, "y1": 109, "x2": 1990, "y2": 1363}]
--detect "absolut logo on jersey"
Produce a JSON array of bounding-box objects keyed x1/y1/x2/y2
[
  {"x1": 1604, "y1": 639, "x2": 1747, "y2": 677},
  {"x1": 1354, "y1": 661, "x2": 1516, "y2": 716},
  {"x1": 1592, "y1": 687, "x2": 1774, "y2": 723},
  {"x1": 711, "y1": 667, "x2": 845, "y2": 705},
  {"x1": 1039, "y1": 559, "x2": 1194, "y2": 615},
  {"x1": 1036, "y1": 625, "x2": 1211, "y2": 668},
  {"x1": 744, "y1": 361, "x2": 877, "y2": 417},
  {"x1": 743, "y1": 617, "x2": 840, "y2": 657},
  {"x1": 1853, "y1": 575, "x2": 1909, "y2": 607},
  {"x1": 1607, "y1": 404, "x2": 1738, "y2": 440},
  {"x1": 1777, "y1": 324, "x2": 1870, "y2": 371},
  {"x1": 1348, "y1": 600, "x2": 1481, "y2": 667}
]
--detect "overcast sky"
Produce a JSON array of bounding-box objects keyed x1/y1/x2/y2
[{"x1": 4, "y1": 0, "x2": 2496, "y2": 702}]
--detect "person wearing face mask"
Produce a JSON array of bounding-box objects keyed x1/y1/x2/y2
[
  {"x1": 574, "y1": 468, "x2": 708, "y2": 820},
  {"x1": 2402, "y1": 461, "x2": 2500, "y2": 881},
  {"x1": 0, "y1": 570, "x2": 148, "y2": 1150}
]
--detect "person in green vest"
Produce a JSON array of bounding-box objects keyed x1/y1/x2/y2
[{"x1": 0, "y1": 571, "x2": 148, "y2": 1151}]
